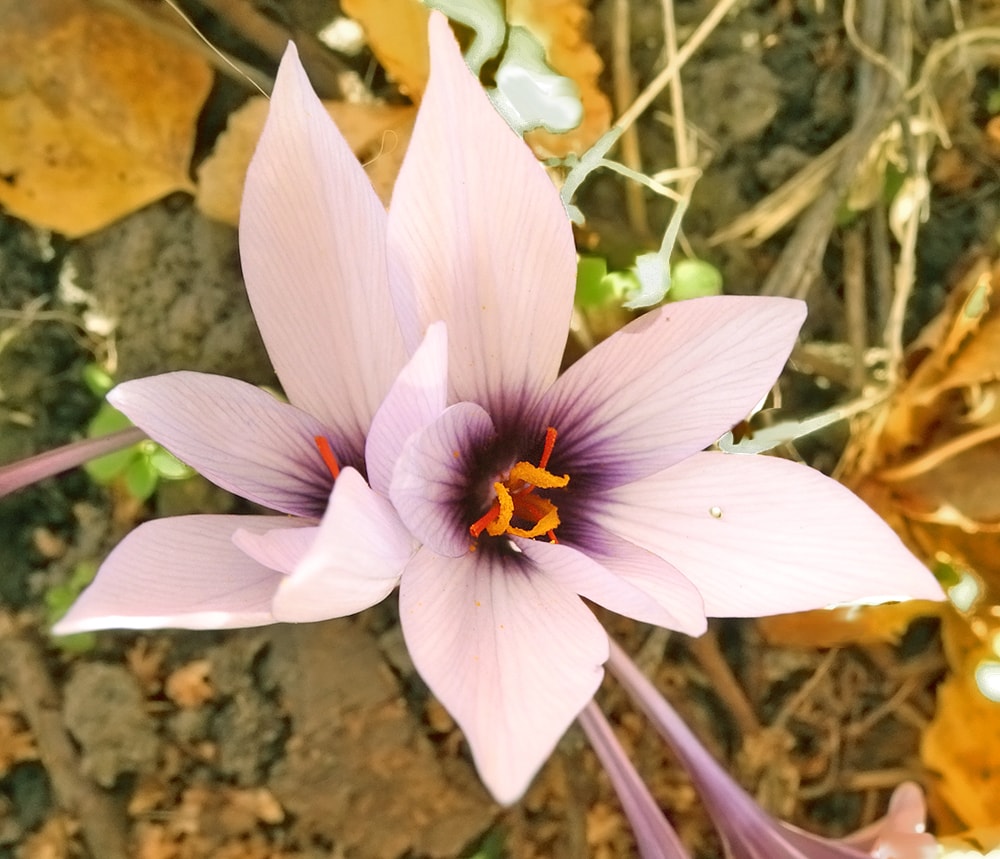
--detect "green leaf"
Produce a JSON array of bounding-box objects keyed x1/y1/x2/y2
[
  {"x1": 148, "y1": 446, "x2": 194, "y2": 480},
  {"x1": 575, "y1": 256, "x2": 610, "y2": 308},
  {"x1": 124, "y1": 456, "x2": 159, "y2": 501},
  {"x1": 81, "y1": 363, "x2": 115, "y2": 397},
  {"x1": 669, "y1": 258, "x2": 724, "y2": 301},
  {"x1": 84, "y1": 403, "x2": 140, "y2": 482}
]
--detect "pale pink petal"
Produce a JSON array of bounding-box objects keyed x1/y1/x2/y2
[
  {"x1": 109, "y1": 373, "x2": 333, "y2": 518},
  {"x1": 271, "y1": 468, "x2": 415, "y2": 622},
  {"x1": 240, "y1": 43, "x2": 406, "y2": 457},
  {"x1": 540, "y1": 296, "x2": 806, "y2": 488},
  {"x1": 53, "y1": 516, "x2": 289, "y2": 633},
  {"x1": 399, "y1": 545, "x2": 607, "y2": 804},
  {"x1": 365, "y1": 321, "x2": 448, "y2": 495},
  {"x1": 232, "y1": 524, "x2": 317, "y2": 574},
  {"x1": 516, "y1": 537, "x2": 705, "y2": 634},
  {"x1": 840, "y1": 782, "x2": 935, "y2": 858},
  {"x1": 387, "y1": 13, "x2": 576, "y2": 418},
  {"x1": 391, "y1": 402, "x2": 497, "y2": 557},
  {"x1": 595, "y1": 452, "x2": 944, "y2": 617}
]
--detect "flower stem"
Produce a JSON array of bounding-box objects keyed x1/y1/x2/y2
[{"x1": 0, "y1": 427, "x2": 147, "y2": 498}]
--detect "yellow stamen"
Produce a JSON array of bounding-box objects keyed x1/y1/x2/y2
[
  {"x1": 507, "y1": 498, "x2": 560, "y2": 539},
  {"x1": 508, "y1": 461, "x2": 569, "y2": 490},
  {"x1": 486, "y1": 482, "x2": 515, "y2": 536},
  {"x1": 468, "y1": 426, "x2": 570, "y2": 544}
]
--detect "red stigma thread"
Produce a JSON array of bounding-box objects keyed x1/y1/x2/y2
[{"x1": 315, "y1": 436, "x2": 341, "y2": 479}]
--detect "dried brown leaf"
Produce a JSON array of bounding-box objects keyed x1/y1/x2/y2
[
  {"x1": 757, "y1": 600, "x2": 941, "y2": 648},
  {"x1": 164, "y1": 660, "x2": 213, "y2": 710},
  {"x1": 922, "y1": 673, "x2": 1000, "y2": 830},
  {"x1": 0, "y1": 0, "x2": 212, "y2": 237},
  {"x1": 0, "y1": 707, "x2": 37, "y2": 776}
]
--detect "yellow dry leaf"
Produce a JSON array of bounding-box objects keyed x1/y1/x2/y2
[
  {"x1": 0, "y1": 0, "x2": 212, "y2": 238},
  {"x1": 164, "y1": 659, "x2": 213, "y2": 709},
  {"x1": 922, "y1": 673, "x2": 1000, "y2": 830},
  {"x1": 196, "y1": 98, "x2": 415, "y2": 224},
  {"x1": 0, "y1": 707, "x2": 37, "y2": 776},
  {"x1": 342, "y1": 0, "x2": 431, "y2": 98},
  {"x1": 757, "y1": 600, "x2": 941, "y2": 648},
  {"x1": 510, "y1": 0, "x2": 612, "y2": 157},
  {"x1": 342, "y1": 0, "x2": 610, "y2": 156}
]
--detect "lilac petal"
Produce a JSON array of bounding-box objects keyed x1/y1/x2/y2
[
  {"x1": 365, "y1": 321, "x2": 448, "y2": 496},
  {"x1": 53, "y1": 515, "x2": 291, "y2": 634},
  {"x1": 577, "y1": 701, "x2": 691, "y2": 859},
  {"x1": 0, "y1": 426, "x2": 145, "y2": 498},
  {"x1": 387, "y1": 13, "x2": 576, "y2": 418},
  {"x1": 565, "y1": 526, "x2": 707, "y2": 635},
  {"x1": 240, "y1": 43, "x2": 406, "y2": 458},
  {"x1": 516, "y1": 538, "x2": 705, "y2": 634},
  {"x1": 232, "y1": 524, "x2": 317, "y2": 575},
  {"x1": 391, "y1": 402, "x2": 497, "y2": 557},
  {"x1": 109, "y1": 373, "x2": 333, "y2": 518},
  {"x1": 399, "y1": 544, "x2": 608, "y2": 804},
  {"x1": 270, "y1": 468, "x2": 415, "y2": 622},
  {"x1": 540, "y1": 296, "x2": 806, "y2": 488},
  {"x1": 607, "y1": 640, "x2": 868, "y2": 859},
  {"x1": 595, "y1": 452, "x2": 944, "y2": 617}
]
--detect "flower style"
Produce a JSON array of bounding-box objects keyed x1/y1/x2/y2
[
  {"x1": 596, "y1": 640, "x2": 937, "y2": 859},
  {"x1": 56, "y1": 14, "x2": 943, "y2": 804}
]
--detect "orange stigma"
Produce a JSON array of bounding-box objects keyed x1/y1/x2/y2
[
  {"x1": 314, "y1": 436, "x2": 340, "y2": 479},
  {"x1": 469, "y1": 427, "x2": 568, "y2": 544}
]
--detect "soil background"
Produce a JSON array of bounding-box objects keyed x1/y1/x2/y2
[{"x1": 1, "y1": 0, "x2": 996, "y2": 856}]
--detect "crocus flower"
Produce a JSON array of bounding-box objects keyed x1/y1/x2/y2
[
  {"x1": 56, "y1": 13, "x2": 942, "y2": 804},
  {"x1": 602, "y1": 639, "x2": 938, "y2": 859}
]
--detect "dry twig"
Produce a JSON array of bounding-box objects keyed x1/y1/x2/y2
[{"x1": 0, "y1": 614, "x2": 130, "y2": 859}]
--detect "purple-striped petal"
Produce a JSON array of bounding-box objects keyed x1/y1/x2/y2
[
  {"x1": 391, "y1": 402, "x2": 497, "y2": 558},
  {"x1": 270, "y1": 468, "x2": 415, "y2": 622},
  {"x1": 240, "y1": 43, "x2": 406, "y2": 459},
  {"x1": 53, "y1": 516, "x2": 291, "y2": 633},
  {"x1": 387, "y1": 13, "x2": 576, "y2": 420},
  {"x1": 399, "y1": 544, "x2": 607, "y2": 804},
  {"x1": 540, "y1": 297, "x2": 806, "y2": 488},
  {"x1": 365, "y1": 321, "x2": 449, "y2": 496},
  {"x1": 516, "y1": 538, "x2": 705, "y2": 633},
  {"x1": 558, "y1": 525, "x2": 707, "y2": 635},
  {"x1": 594, "y1": 452, "x2": 943, "y2": 616},
  {"x1": 232, "y1": 523, "x2": 317, "y2": 575},
  {"x1": 109, "y1": 372, "x2": 333, "y2": 518}
]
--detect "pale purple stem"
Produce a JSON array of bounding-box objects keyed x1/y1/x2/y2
[
  {"x1": 606, "y1": 639, "x2": 867, "y2": 859},
  {"x1": 0, "y1": 427, "x2": 147, "y2": 498},
  {"x1": 578, "y1": 700, "x2": 690, "y2": 859}
]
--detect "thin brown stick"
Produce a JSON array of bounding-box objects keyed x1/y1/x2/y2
[
  {"x1": 687, "y1": 628, "x2": 761, "y2": 737},
  {"x1": 0, "y1": 616, "x2": 130, "y2": 859},
  {"x1": 761, "y1": 0, "x2": 908, "y2": 299},
  {"x1": 91, "y1": 0, "x2": 273, "y2": 93},
  {"x1": 193, "y1": 0, "x2": 347, "y2": 98},
  {"x1": 843, "y1": 225, "x2": 869, "y2": 392},
  {"x1": 612, "y1": 0, "x2": 651, "y2": 237},
  {"x1": 614, "y1": 0, "x2": 743, "y2": 134}
]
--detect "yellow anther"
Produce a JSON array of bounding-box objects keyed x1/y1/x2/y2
[
  {"x1": 509, "y1": 461, "x2": 569, "y2": 490},
  {"x1": 507, "y1": 499, "x2": 560, "y2": 539},
  {"x1": 486, "y1": 482, "x2": 514, "y2": 536}
]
